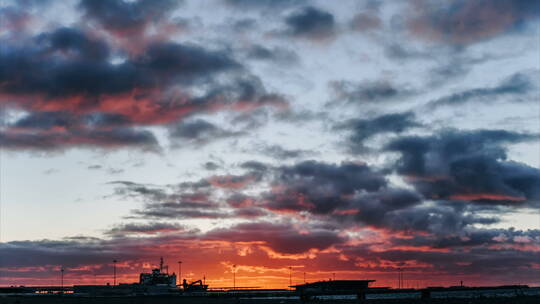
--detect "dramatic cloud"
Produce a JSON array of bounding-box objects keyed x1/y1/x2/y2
[
  {"x1": 386, "y1": 129, "x2": 540, "y2": 205},
  {"x1": 205, "y1": 222, "x2": 345, "y2": 254},
  {"x1": 335, "y1": 112, "x2": 422, "y2": 151},
  {"x1": 264, "y1": 161, "x2": 387, "y2": 214},
  {"x1": 0, "y1": 25, "x2": 286, "y2": 150},
  {"x1": 1, "y1": 30, "x2": 238, "y2": 110}
]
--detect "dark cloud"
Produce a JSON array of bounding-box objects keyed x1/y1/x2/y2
[
  {"x1": 233, "y1": 207, "x2": 267, "y2": 218},
  {"x1": 169, "y1": 119, "x2": 243, "y2": 145},
  {"x1": 0, "y1": 238, "x2": 138, "y2": 269},
  {"x1": 340, "y1": 242, "x2": 540, "y2": 284},
  {"x1": 204, "y1": 222, "x2": 345, "y2": 254},
  {"x1": 40, "y1": 27, "x2": 110, "y2": 60},
  {"x1": 130, "y1": 195, "x2": 225, "y2": 219},
  {"x1": 203, "y1": 161, "x2": 221, "y2": 170},
  {"x1": 329, "y1": 80, "x2": 413, "y2": 104},
  {"x1": 283, "y1": 7, "x2": 336, "y2": 40},
  {"x1": 384, "y1": 43, "x2": 431, "y2": 61},
  {"x1": 227, "y1": 193, "x2": 256, "y2": 208},
  {"x1": 11, "y1": 111, "x2": 132, "y2": 131},
  {"x1": 335, "y1": 112, "x2": 422, "y2": 151},
  {"x1": 80, "y1": 0, "x2": 181, "y2": 36},
  {"x1": 429, "y1": 72, "x2": 534, "y2": 108},
  {"x1": 240, "y1": 160, "x2": 270, "y2": 173},
  {"x1": 137, "y1": 42, "x2": 240, "y2": 83},
  {"x1": 355, "y1": 196, "x2": 497, "y2": 234},
  {"x1": 208, "y1": 173, "x2": 260, "y2": 189},
  {"x1": 190, "y1": 76, "x2": 288, "y2": 112},
  {"x1": 12, "y1": 111, "x2": 76, "y2": 130},
  {"x1": 320, "y1": 187, "x2": 499, "y2": 235},
  {"x1": 259, "y1": 144, "x2": 310, "y2": 159},
  {"x1": 0, "y1": 27, "x2": 285, "y2": 150},
  {"x1": 408, "y1": 0, "x2": 540, "y2": 45},
  {"x1": 264, "y1": 160, "x2": 387, "y2": 214},
  {"x1": 231, "y1": 18, "x2": 257, "y2": 32},
  {"x1": 133, "y1": 208, "x2": 228, "y2": 219},
  {"x1": 106, "y1": 222, "x2": 185, "y2": 235},
  {"x1": 391, "y1": 227, "x2": 540, "y2": 250},
  {"x1": 233, "y1": 157, "x2": 509, "y2": 236},
  {"x1": 110, "y1": 180, "x2": 232, "y2": 219},
  {"x1": 0, "y1": 128, "x2": 158, "y2": 151},
  {"x1": 1, "y1": 32, "x2": 238, "y2": 98},
  {"x1": 386, "y1": 129, "x2": 540, "y2": 205},
  {"x1": 426, "y1": 53, "x2": 498, "y2": 87},
  {"x1": 246, "y1": 45, "x2": 299, "y2": 64}
]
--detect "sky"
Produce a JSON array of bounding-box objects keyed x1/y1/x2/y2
[{"x1": 0, "y1": 0, "x2": 539, "y2": 289}]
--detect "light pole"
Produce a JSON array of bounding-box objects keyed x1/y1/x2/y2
[
  {"x1": 233, "y1": 264, "x2": 236, "y2": 290},
  {"x1": 178, "y1": 261, "x2": 182, "y2": 283},
  {"x1": 304, "y1": 272, "x2": 306, "y2": 284},
  {"x1": 289, "y1": 266, "x2": 292, "y2": 289},
  {"x1": 60, "y1": 267, "x2": 64, "y2": 294},
  {"x1": 113, "y1": 260, "x2": 117, "y2": 286}
]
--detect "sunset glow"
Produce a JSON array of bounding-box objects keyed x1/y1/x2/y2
[{"x1": 1, "y1": 0, "x2": 539, "y2": 291}]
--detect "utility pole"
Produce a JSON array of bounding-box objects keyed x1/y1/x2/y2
[
  {"x1": 178, "y1": 261, "x2": 182, "y2": 283},
  {"x1": 113, "y1": 260, "x2": 117, "y2": 286}
]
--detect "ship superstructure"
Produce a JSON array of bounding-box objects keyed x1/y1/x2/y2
[{"x1": 139, "y1": 257, "x2": 177, "y2": 287}]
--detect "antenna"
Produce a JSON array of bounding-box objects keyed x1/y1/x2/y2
[{"x1": 160, "y1": 257, "x2": 164, "y2": 272}]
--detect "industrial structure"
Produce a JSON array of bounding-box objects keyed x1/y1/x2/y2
[{"x1": 291, "y1": 280, "x2": 375, "y2": 300}]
